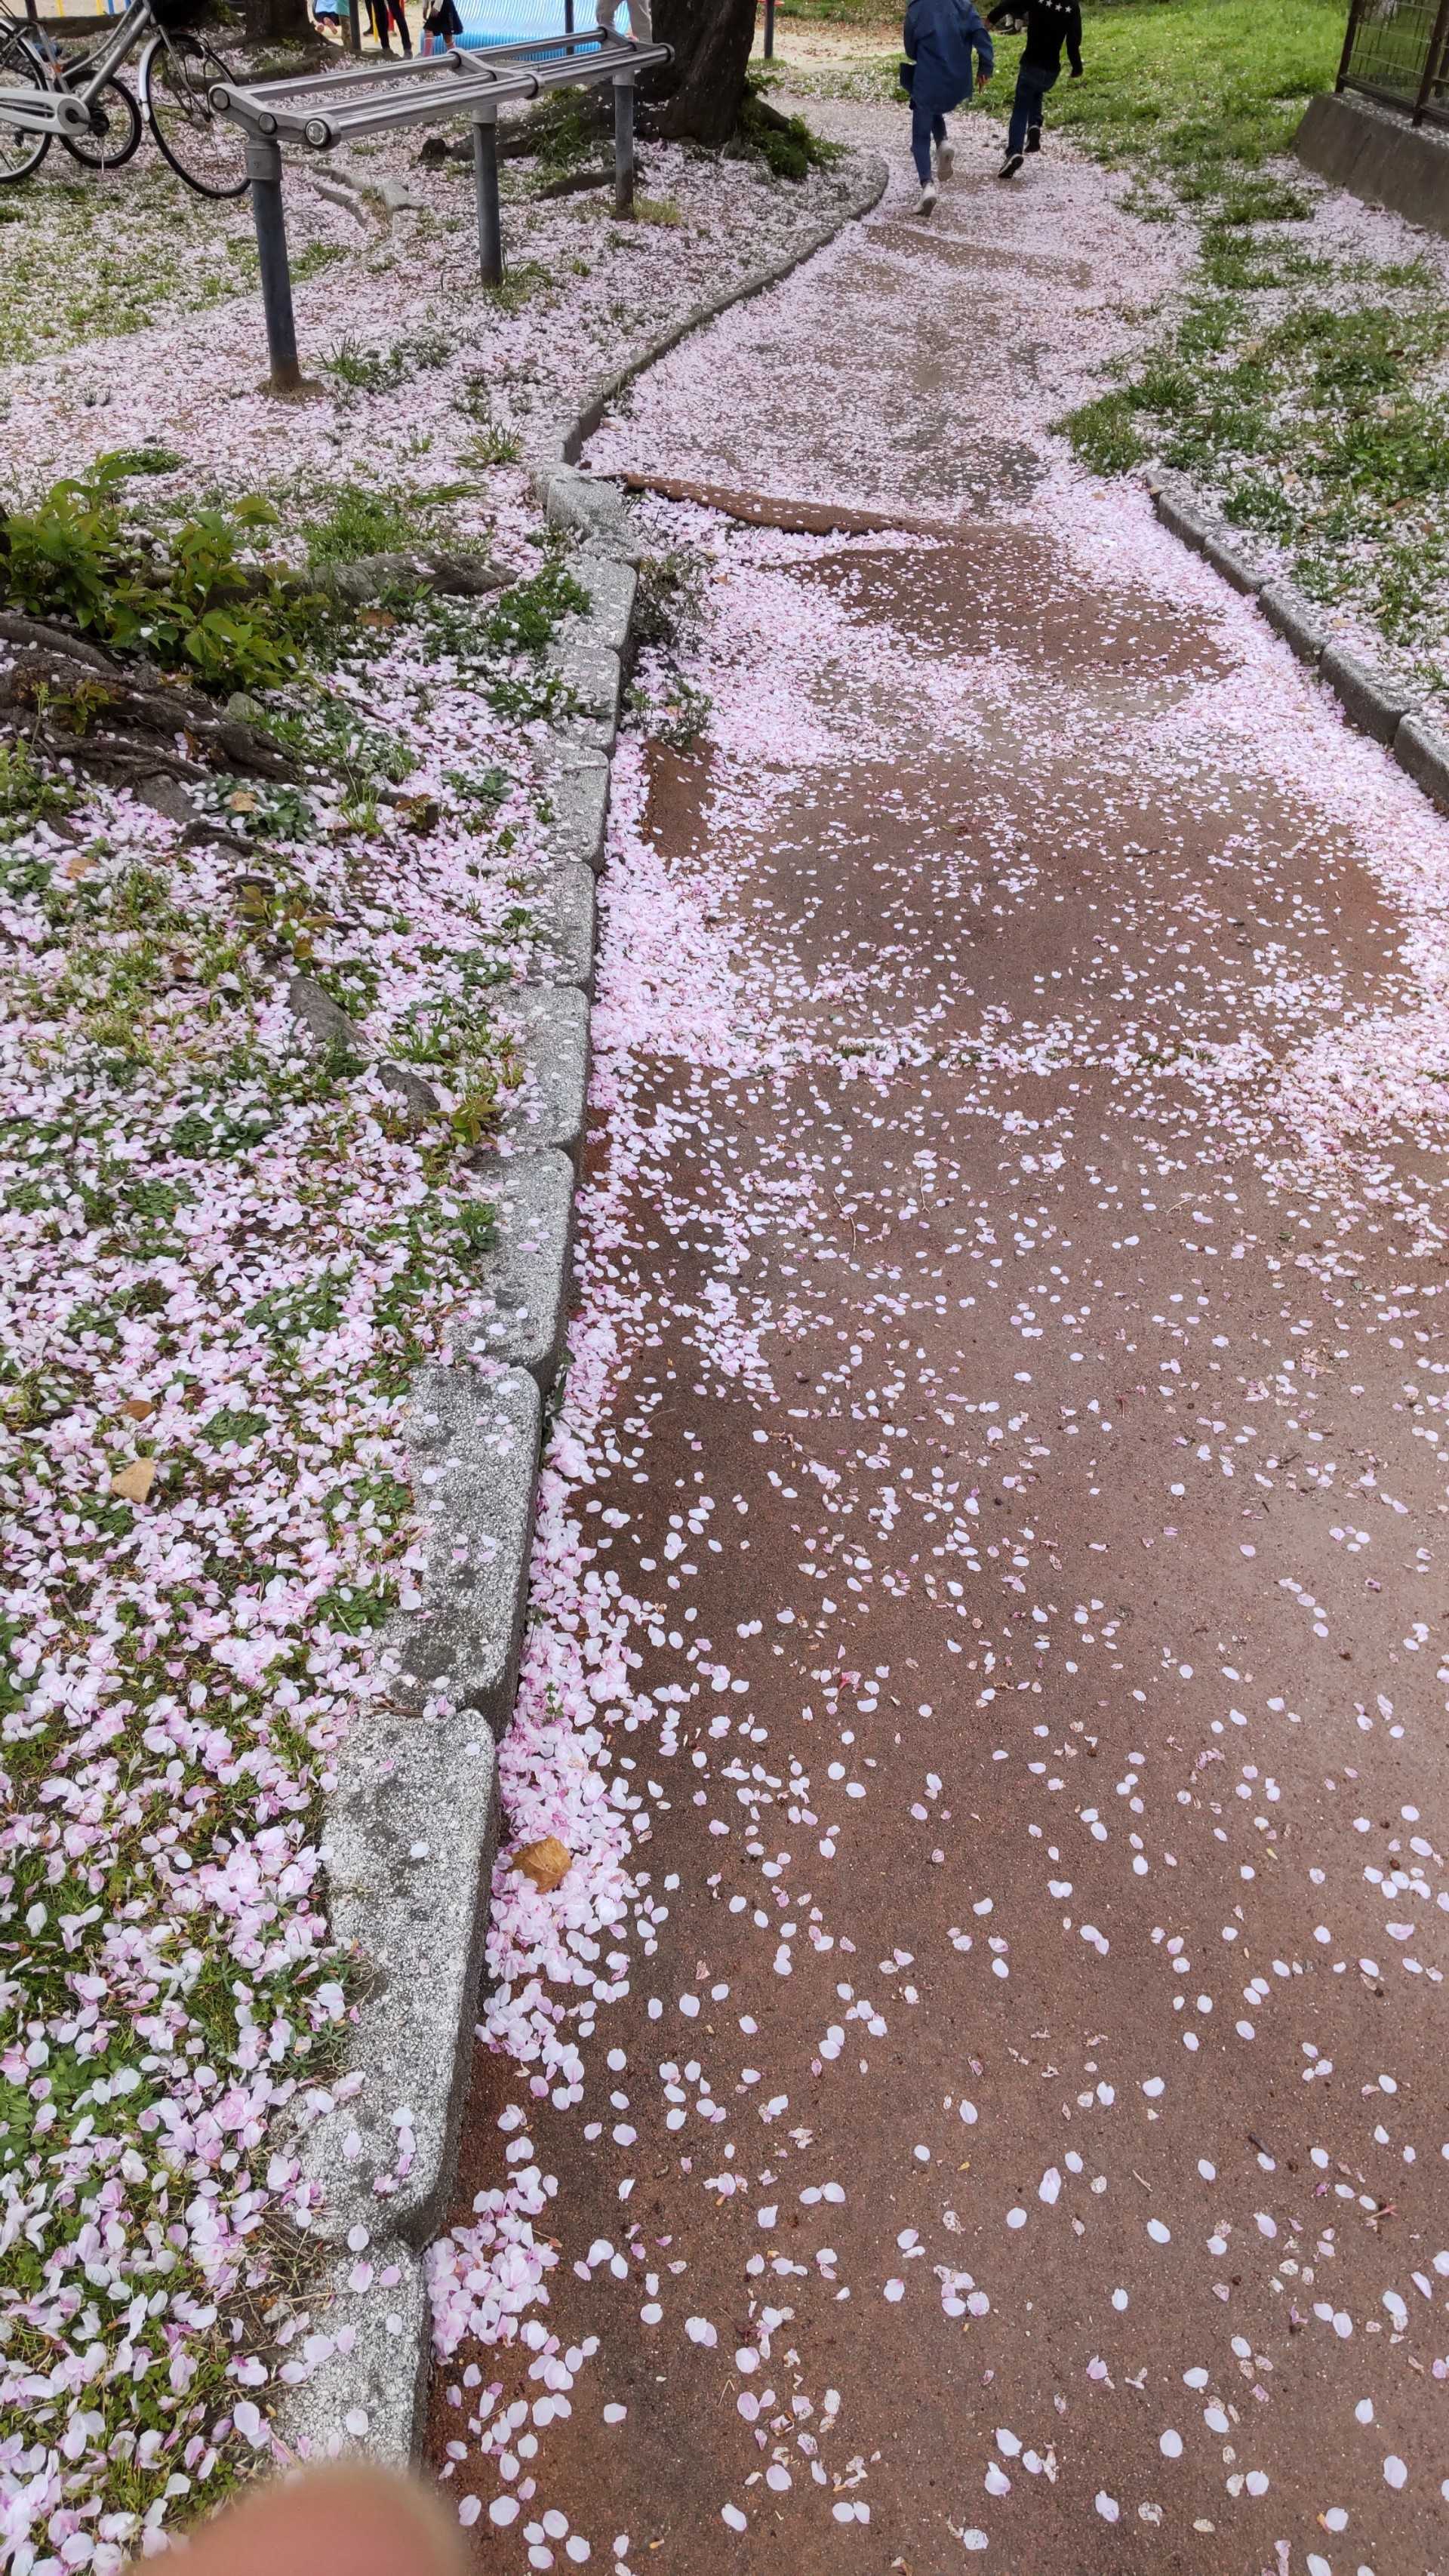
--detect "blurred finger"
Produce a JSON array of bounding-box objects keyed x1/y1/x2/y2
[{"x1": 160, "y1": 2466, "x2": 466, "y2": 2576}]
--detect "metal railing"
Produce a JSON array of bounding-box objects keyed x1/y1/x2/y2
[
  {"x1": 1337, "y1": 0, "x2": 1449, "y2": 128},
  {"x1": 209, "y1": 26, "x2": 671, "y2": 392}
]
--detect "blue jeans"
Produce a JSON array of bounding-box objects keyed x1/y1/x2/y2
[
  {"x1": 1008, "y1": 61, "x2": 1056, "y2": 154},
  {"x1": 911, "y1": 102, "x2": 947, "y2": 184}
]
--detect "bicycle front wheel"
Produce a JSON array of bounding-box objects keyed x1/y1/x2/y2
[
  {"x1": 62, "y1": 73, "x2": 143, "y2": 170},
  {"x1": 0, "y1": 36, "x2": 54, "y2": 183},
  {"x1": 140, "y1": 29, "x2": 248, "y2": 199}
]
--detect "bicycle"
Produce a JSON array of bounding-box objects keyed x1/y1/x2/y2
[{"x1": 0, "y1": 0, "x2": 250, "y2": 195}]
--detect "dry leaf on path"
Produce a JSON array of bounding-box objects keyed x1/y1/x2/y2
[
  {"x1": 111, "y1": 1458, "x2": 157, "y2": 1503},
  {"x1": 123, "y1": 1397, "x2": 155, "y2": 1422},
  {"x1": 512, "y1": 1835, "x2": 572, "y2": 1893}
]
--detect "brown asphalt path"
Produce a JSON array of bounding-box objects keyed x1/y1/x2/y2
[{"x1": 429, "y1": 115, "x2": 1449, "y2": 2576}]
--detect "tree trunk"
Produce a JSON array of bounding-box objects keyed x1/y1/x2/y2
[
  {"x1": 232, "y1": 0, "x2": 316, "y2": 48},
  {"x1": 650, "y1": 0, "x2": 758, "y2": 145}
]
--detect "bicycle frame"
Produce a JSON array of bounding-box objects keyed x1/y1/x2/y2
[{"x1": 0, "y1": 0, "x2": 155, "y2": 135}]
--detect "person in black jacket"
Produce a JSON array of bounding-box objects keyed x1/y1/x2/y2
[{"x1": 988, "y1": 0, "x2": 1081, "y2": 177}]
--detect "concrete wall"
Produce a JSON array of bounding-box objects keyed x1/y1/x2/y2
[{"x1": 1296, "y1": 87, "x2": 1449, "y2": 240}]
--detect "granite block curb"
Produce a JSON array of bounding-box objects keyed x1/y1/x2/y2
[
  {"x1": 277, "y1": 141, "x2": 891, "y2": 2484},
  {"x1": 1149, "y1": 479, "x2": 1449, "y2": 817},
  {"x1": 275, "y1": 453, "x2": 635, "y2": 2482},
  {"x1": 531, "y1": 149, "x2": 891, "y2": 490}
]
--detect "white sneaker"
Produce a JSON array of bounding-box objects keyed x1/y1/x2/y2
[
  {"x1": 937, "y1": 141, "x2": 955, "y2": 180},
  {"x1": 918, "y1": 180, "x2": 938, "y2": 214}
]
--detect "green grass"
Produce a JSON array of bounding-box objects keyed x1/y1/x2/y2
[
  {"x1": 1048, "y1": 0, "x2": 1449, "y2": 712},
  {"x1": 1044, "y1": 0, "x2": 1341, "y2": 197}
]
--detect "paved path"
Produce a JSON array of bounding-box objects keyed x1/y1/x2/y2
[{"x1": 429, "y1": 110, "x2": 1449, "y2": 2574}]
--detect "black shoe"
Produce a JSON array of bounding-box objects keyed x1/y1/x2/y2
[
  {"x1": 1026, "y1": 125, "x2": 1042, "y2": 152},
  {"x1": 998, "y1": 149, "x2": 1025, "y2": 178}
]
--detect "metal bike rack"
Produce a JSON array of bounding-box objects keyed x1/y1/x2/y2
[{"x1": 208, "y1": 28, "x2": 671, "y2": 395}]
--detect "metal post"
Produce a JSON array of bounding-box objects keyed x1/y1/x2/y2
[
  {"x1": 473, "y1": 104, "x2": 503, "y2": 285},
  {"x1": 1413, "y1": 0, "x2": 1449, "y2": 122},
  {"x1": 347, "y1": 0, "x2": 361, "y2": 54},
  {"x1": 245, "y1": 134, "x2": 304, "y2": 395},
  {"x1": 613, "y1": 69, "x2": 633, "y2": 215},
  {"x1": 564, "y1": 0, "x2": 574, "y2": 29},
  {"x1": 764, "y1": 0, "x2": 774, "y2": 60},
  {"x1": 1334, "y1": 0, "x2": 1364, "y2": 91}
]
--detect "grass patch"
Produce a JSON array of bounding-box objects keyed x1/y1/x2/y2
[{"x1": 1051, "y1": 0, "x2": 1449, "y2": 709}]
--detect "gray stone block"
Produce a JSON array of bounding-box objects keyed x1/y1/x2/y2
[
  {"x1": 289, "y1": 972, "x2": 362, "y2": 1056},
  {"x1": 574, "y1": 548, "x2": 638, "y2": 656},
  {"x1": 543, "y1": 752, "x2": 611, "y2": 875},
  {"x1": 1153, "y1": 485, "x2": 1211, "y2": 557},
  {"x1": 552, "y1": 633, "x2": 624, "y2": 746},
  {"x1": 275, "y1": 2241, "x2": 429, "y2": 2469},
  {"x1": 501, "y1": 984, "x2": 590, "y2": 1162},
  {"x1": 1259, "y1": 581, "x2": 1327, "y2": 667},
  {"x1": 377, "y1": 1060, "x2": 440, "y2": 1130},
  {"x1": 529, "y1": 860, "x2": 596, "y2": 993},
  {"x1": 544, "y1": 466, "x2": 638, "y2": 559},
  {"x1": 451, "y1": 1147, "x2": 574, "y2": 1386},
  {"x1": 292, "y1": 1710, "x2": 502, "y2": 2256},
  {"x1": 390, "y1": 1362, "x2": 540, "y2": 1730},
  {"x1": 1394, "y1": 712, "x2": 1449, "y2": 813},
  {"x1": 292, "y1": 1705, "x2": 500, "y2": 2245},
  {"x1": 1320, "y1": 642, "x2": 1409, "y2": 746},
  {"x1": 1201, "y1": 531, "x2": 1265, "y2": 597}
]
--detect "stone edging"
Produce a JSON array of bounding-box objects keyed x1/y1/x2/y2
[
  {"x1": 273, "y1": 518, "x2": 629, "y2": 2478},
  {"x1": 534, "y1": 148, "x2": 891, "y2": 503},
  {"x1": 1150, "y1": 477, "x2": 1449, "y2": 812},
  {"x1": 273, "y1": 144, "x2": 888, "y2": 2479}
]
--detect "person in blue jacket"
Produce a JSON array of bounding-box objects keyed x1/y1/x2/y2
[{"x1": 902, "y1": 0, "x2": 994, "y2": 216}]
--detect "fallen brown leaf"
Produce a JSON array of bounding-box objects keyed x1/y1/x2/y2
[
  {"x1": 122, "y1": 1398, "x2": 155, "y2": 1422},
  {"x1": 512, "y1": 1834, "x2": 571, "y2": 1893},
  {"x1": 112, "y1": 1457, "x2": 157, "y2": 1503}
]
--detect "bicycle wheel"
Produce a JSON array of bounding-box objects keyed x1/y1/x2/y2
[
  {"x1": 62, "y1": 73, "x2": 143, "y2": 170},
  {"x1": 0, "y1": 35, "x2": 53, "y2": 183},
  {"x1": 140, "y1": 29, "x2": 248, "y2": 199}
]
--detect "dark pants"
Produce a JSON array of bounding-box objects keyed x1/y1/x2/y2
[
  {"x1": 1008, "y1": 60, "x2": 1056, "y2": 153},
  {"x1": 372, "y1": 0, "x2": 411, "y2": 51},
  {"x1": 911, "y1": 101, "x2": 947, "y2": 184}
]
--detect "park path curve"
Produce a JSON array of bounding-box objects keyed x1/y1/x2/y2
[{"x1": 428, "y1": 104, "x2": 1449, "y2": 2575}]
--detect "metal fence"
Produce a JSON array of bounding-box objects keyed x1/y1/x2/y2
[{"x1": 1338, "y1": 0, "x2": 1449, "y2": 127}]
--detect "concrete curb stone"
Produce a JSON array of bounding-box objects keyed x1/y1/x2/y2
[
  {"x1": 390, "y1": 1364, "x2": 542, "y2": 1730},
  {"x1": 1150, "y1": 485, "x2": 1449, "y2": 784},
  {"x1": 532, "y1": 151, "x2": 891, "y2": 488},
  {"x1": 1258, "y1": 581, "x2": 1327, "y2": 667},
  {"x1": 277, "y1": 140, "x2": 890, "y2": 2481},
  {"x1": 529, "y1": 858, "x2": 598, "y2": 993},
  {"x1": 1393, "y1": 712, "x2": 1449, "y2": 813},
  {"x1": 1319, "y1": 642, "x2": 1409, "y2": 748},
  {"x1": 542, "y1": 750, "x2": 612, "y2": 876},
  {"x1": 451, "y1": 1146, "x2": 576, "y2": 1387},
  {"x1": 503, "y1": 983, "x2": 591, "y2": 1164},
  {"x1": 291, "y1": 1703, "x2": 503, "y2": 2248},
  {"x1": 1201, "y1": 530, "x2": 1266, "y2": 598}
]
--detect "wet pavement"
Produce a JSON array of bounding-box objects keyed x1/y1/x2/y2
[{"x1": 426, "y1": 107, "x2": 1449, "y2": 2576}]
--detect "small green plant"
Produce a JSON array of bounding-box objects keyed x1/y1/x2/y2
[
  {"x1": 635, "y1": 195, "x2": 684, "y2": 229},
  {"x1": 0, "y1": 736, "x2": 74, "y2": 841},
  {"x1": 301, "y1": 480, "x2": 422, "y2": 567},
  {"x1": 737, "y1": 75, "x2": 841, "y2": 180},
  {"x1": 632, "y1": 546, "x2": 707, "y2": 652},
  {"x1": 325, "y1": 329, "x2": 451, "y2": 394},
  {"x1": 104, "y1": 445, "x2": 184, "y2": 479},
  {"x1": 0, "y1": 459, "x2": 332, "y2": 694}
]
